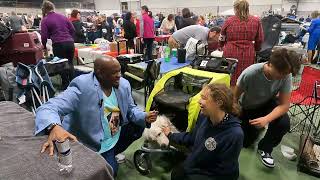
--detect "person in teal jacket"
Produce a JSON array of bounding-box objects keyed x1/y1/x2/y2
[{"x1": 35, "y1": 56, "x2": 158, "y2": 176}]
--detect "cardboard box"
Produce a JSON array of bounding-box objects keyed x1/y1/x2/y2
[{"x1": 109, "y1": 41, "x2": 127, "y2": 52}]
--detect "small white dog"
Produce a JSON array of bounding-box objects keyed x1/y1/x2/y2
[{"x1": 143, "y1": 115, "x2": 179, "y2": 148}]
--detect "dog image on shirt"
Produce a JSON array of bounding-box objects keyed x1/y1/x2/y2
[
  {"x1": 143, "y1": 115, "x2": 179, "y2": 148},
  {"x1": 109, "y1": 111, "x2": 120, "y2": 136}
]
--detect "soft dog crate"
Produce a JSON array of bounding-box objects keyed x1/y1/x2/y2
[{"x1": 0, "y1": 32, "x2": 43, "y2": 66}]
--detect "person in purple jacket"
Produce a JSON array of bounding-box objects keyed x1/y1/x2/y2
[{"x1": 41, "y1": 1, "x2": 75, "y2": 89}]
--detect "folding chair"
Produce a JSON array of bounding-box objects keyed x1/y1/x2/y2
[
  {"x1": 123, "y1": 60, "x2": 161, "y2": 106},
  {"x1": 289, "y1": 66, "x2": 320, "y2": 133},
  {"x1": 16, "y1": 60, "x2": 55, "y2": 115}
]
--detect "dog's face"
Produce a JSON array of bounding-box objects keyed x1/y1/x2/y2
[
  {"x1": 147, "y1": 127, "x2": 169, "y2": 147},
  {"x1": 143, "y1": 115, "x2": 173, "y2": 147}
]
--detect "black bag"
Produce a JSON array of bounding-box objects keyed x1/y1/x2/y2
[
  {"x1": 0, "y1": 24, "x2": 12, "y2": 44},
  {"x1": 191, "y1": 56, "x2": 237, "y2": 74}
]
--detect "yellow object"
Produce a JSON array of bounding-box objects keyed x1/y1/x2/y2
[{"x1": 145, "y1": 67, "x2": 230, "y2": 132}]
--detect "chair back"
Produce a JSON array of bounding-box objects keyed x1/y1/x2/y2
[{"x1": 290, "y1": 66, "x2": 320, "y2": 104}]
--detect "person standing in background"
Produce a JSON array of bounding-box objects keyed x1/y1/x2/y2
[
  {"x1": 33, "y1": 15, "x2": 41, "y2": 28},
  {"x1": 198, "y1": 15, "x2": 207, "y2": 27},
  {"x1": 140, "y1": 5, "x2": 155, "y2": 61},
  {"x1": 69, "y1": 9, "x2": 86, "y2": 43},
  {"x1": 9, "y1": 11, "x2": 24, "y2": 32},
  {"x1": 160, "y1": 14, "x2": 177, "y2": 34},
  {"x1": 123, "y1": 12, "x2": 137, "y2": 49},
  {"x1": 41, "y1": 0, "x2": 75, "y2": 90},
  {"x1": 306, "y1": 11, "x2": 320, "y2": 64},
  {"x1": 220, "y1": 0, "x2": 264, "y2": 86},
  {"x1": 176, "y1": 8, "x2": 196, "y2": 30}
]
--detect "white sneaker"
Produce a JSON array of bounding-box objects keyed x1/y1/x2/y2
[
  {"x1": 258, "y1": 150, "x2": 275, "y2": 168},
  {"x1": 116, "y1": 153, "x2": 126, "y2": 164}
]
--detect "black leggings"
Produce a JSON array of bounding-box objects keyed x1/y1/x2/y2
[
  {"x1": 240, "y1": 99, "x2": 290, "y2": 153},
  {"x1": 52, "y1": 41, "x2": 75, "y2": 89},
  {"x1": 143, "y1": 38, "x2": 154, "y2": 61}
]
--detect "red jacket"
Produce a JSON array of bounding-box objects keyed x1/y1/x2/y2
[
  {"x1": 135, "y1": 19, "x2": 140, "y2": 37},
  {"x1": 141, "y1": 13, "x2": 154, "y2": 38}
]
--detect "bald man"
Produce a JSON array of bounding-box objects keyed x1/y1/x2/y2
[{"x1": 35, "y1": 56, "x2": 158, "y2": 176}]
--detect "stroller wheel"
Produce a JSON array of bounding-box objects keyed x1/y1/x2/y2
[{"x1": 134, "y1": 150, "x2": 152, "y2": 175}]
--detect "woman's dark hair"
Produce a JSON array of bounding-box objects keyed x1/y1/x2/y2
[
  {"x1": 125, "y1": 12, "x2": 132, "y2": 21},
  {"x1": 268, "y1": 48, "x2": 301, "y2": 76},
  {"x1": 205, "y1": 83, "x2": 240, "y2": 116},
  {"x1": 41, "y1": 1, "x2": 55, "y2": 17},
  {"x1": 141, "y1": 5, "x2": 149, "y2": 12},
  {"x1": 168, "y1": 14, "x2": 174, "y2": 21},
  {"x1": 148, "y1": 11, "x2": 153, "y2": 18},
  {"x1": 182, "y1": 8, "x2": 191, "y2": 18},
  {"x1": 71, "y1": 9, "x2": 80, "y2": 18}
]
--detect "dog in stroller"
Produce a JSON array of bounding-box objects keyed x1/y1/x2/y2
[
  {"x1": 143, "y1": 115, "x2": 179, "y2": 148},
  {"x1": 133, "y1": 67, "x2": 230, "y2": 175}
]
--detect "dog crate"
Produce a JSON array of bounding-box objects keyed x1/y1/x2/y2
[{"x1": 0, "y1": 32, "x2": 43, "y2": 66}]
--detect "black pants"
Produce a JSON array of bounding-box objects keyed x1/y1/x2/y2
[
  {"x1": 171, "y1": 164, "x2": 238, "y2": 180},
  {"x1": 143, "y1": 38, "x2": 154, "y2": 61},
  {"x1": 240, "y1": 99, "x2": 290, "y2": 153},
  {"x1": 52, "y1": 41, "x2": 75, "y2": 89},
  {"x1": 100, "y1": 121, "x2": 144, "y2": 176},
  {"x1": 127, "y1": 38, "x2": 134, "y2": 50}
]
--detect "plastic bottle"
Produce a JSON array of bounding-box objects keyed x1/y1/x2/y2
[
  {"x1": 55, "y1": 139, "x2": 73, "y2": 174},
  {"x1": 164, "y1": 46, "x2": 171, "y2": 62}
]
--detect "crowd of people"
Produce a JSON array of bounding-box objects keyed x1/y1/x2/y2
[{"x1": 1, "y1": 0, "x2": 319, "y2": 179}]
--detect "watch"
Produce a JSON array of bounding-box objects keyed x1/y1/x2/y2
[{"x1": 47, "y1": 123, "x2": 59, "y2": 133}]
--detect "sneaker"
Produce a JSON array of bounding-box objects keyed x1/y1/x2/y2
[
  {"x1": 258, "y1": 150, "x2": 275, "y2": 168},
  {"x1": 115, "y1": 153, "x2": 126, "y2": 164}
]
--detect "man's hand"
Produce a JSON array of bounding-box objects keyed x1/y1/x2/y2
[
  {"x1": 162, "y1": 126, "x2": 171, "y2": 136},
  {"x1": 145, "y1": 110, "x2": 158, "y2": 123},
  {"x1": 249, "y1": 116, "x2": 270, "y2": 128},
  {"x1": 41, "y1": 125, "x2": 77, "y2": 156}
]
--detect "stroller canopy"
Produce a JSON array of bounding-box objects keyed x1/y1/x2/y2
[{"x1": 146, "y1": 67, "x2": 230, "y2": 132}]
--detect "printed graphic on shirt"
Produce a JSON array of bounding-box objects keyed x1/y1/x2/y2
[
  {"x1": 205, "y1": 137, "x2": 217, "y2": 151},
  {"x1": 104, "y1": 107, "x2": 120, "y2": 136}
]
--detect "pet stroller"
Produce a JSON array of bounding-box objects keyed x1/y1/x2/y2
[
  {"x1": 133, "y1": 67, "x2": 230, "y2": 175},
  {"x1": 15, "y1": 60, "x2": 55, "y2": 114},
  {"x1": 256, "y1": 15, "x2": 282, "y2": 63}
]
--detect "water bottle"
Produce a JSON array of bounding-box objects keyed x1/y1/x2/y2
[
  {"x1": 55, "y1": 139, "x2": 73, "y2": 174},
  {"x1": 164, "y1": 46, "x2": 171, "y2": 62}
]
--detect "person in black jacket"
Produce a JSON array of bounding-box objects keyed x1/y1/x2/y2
[
  {"x1": 163, "y1": 83, "x2": 244, "y2": 180},
  {"x1": 176, "y1": 8, "x2": 196, "y2": 30},
  {"x1": 123, "y1": 12, "x2": 137, "y2": 49},
  {"x1": 70, "y1": 9, "x2": 85, "y2": 43}
]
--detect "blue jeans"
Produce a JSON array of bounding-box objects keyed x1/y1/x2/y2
[{"x1": 100, "y1": 122, "x2": 145, "y2": 176}]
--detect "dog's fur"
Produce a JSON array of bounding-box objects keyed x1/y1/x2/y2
[{"x1": 143, "y1": 115, "x2": 179, "y2": 148}]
